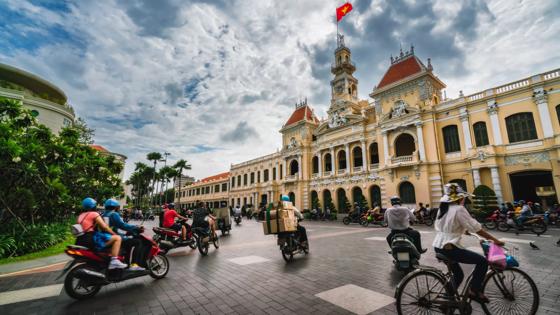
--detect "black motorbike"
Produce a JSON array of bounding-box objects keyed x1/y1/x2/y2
[
  {"x1": 217, "y1": 217, "x2": 231, "y2": 235},
  {"x1": 389, "y1": 233, "x2": 421, "y2": 272},
  {"x1": 234, "y1": 214, "x2": 242, "y2": 225},
  {"x1": 278, "y1": 231, "x2": 308, "y2": 262},
  {"x1": 342, "y1": 213, "x2": 362, "y2": 225},
  {"x1": 192, "y1": 226, "x2": 219, "y2": 256}
]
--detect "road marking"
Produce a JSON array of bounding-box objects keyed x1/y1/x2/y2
[
  {"x1": 364, "y1": 236, "x2": 386, "y2": 241},
  {"x1": 0, "y1": 261, "x2": 68, "y2": 278},
  {"x1": 315, "y1": 284, "x2": 394, "y2": 315},
  {"x1": 228, "y1": 256, "x2": 270, "y2": 265},
  {"x1": 0, "y1": 284, "x2": 63, "y2": 306}
]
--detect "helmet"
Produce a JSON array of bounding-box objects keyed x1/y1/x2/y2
[
  {"x1": 519, "y1": 200, "x2": 525, "y2": 205},
  {"x1": 281, "y1": 195, "x2": 290, "y2": 202},
  {"x1": 168, "y1": 203, "x2": 175, "y2": 209},
  {"x1": 390, "y1": 196, "x2": 401, "y2": 206},
  {"x1": 104, "y1": 198, "x2": 120, "y2": 210},
  {"x1": 82, "y1": 197, "x2": 97, "y2": 210}
]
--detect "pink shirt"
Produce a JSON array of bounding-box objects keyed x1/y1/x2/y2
[{"x1": 78, "y1": 211, "x2": 100, "y2": 233}]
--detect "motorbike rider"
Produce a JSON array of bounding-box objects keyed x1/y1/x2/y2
[
  {"x1": 233, "y1": 204, "x2": 242, "y2": 220},
  {"x1": 102, "y1": 199, "x2": 145, "y2": 271},
  {"x1": 77, "y1": 197, "x2": 128, "y2": 269},
  {"x1": 385, "y1": 196, "x2": 427, "y2": 254},
  {"x1": 162, "y1": 203, "x2": 191, "y2": 244},
  {"x1": 281, "y1": 195, "x2": 308, "y2": 248},
  {"x1": 192, "y1": 201, "x2": 217, "y2": 236},
  {"x1": 518, "y1": 200, "x2": 534, "y2": 225}
]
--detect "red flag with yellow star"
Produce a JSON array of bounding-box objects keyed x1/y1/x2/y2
[{"x1": 336, "y1": 2, "x2": 353, "y2": 22}]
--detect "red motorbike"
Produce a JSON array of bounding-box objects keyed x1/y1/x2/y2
[
  {"x1": 483, "y1": 209, "x2": 505, "y2": 230},
  {"x1": 59, "y1": 233, "x2": 169, "y2": 300},
  {"x1": 152, "y1": 219, "x2": 197, "y2": 254}
]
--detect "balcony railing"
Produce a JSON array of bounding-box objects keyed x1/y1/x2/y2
[
  {"x1": 323, "y1": 171, "x2": 333, "y2": 177},
  {"x1": 337, "y1": 169, "x2": 347, "y2": 175},
  {"x1": 353, "y1": 166, "x2": 363, "y2": 173},
  {"x1": 285, "y1": 174, "x2": 297, "y2": 181},
  {"x1": 392, "y1": 155, "x2": 413, "y2": 164},
  {"x1": 312, "y1": 173, "x2": 319, "y2": 179},
  {"x1": 370, "y1": 163, "x2": 379, "y2": 169}
]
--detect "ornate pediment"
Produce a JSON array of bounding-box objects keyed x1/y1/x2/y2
[{"x1": 380, "y1": 99, "x2": 420, "y2": 123}]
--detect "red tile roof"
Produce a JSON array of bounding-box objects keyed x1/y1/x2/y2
[
  {"x1": 284, "y1": 105, "x2": 319, "y2": 126},
  {"x1": 90, "y1": 144, "x2": 109, "y2": 152},
  {"x1": 377, "y1": 56, "x2": 423, "y2": 89},
  {"x1": 199, "y1": 172, "x2": 230, "y2": 183}
]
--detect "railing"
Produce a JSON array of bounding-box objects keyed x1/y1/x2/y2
[
  {"x1": 337, "y1": 169, "x2": 347, "y2": 175},
  {"x1": 392, "y1": 155, "x2": 413, "y2": 164},
  {"x1": 370, "y1": 163, "x2": 379, "y2": 169},
  {"x1": 543, "y1": 70, "x2": 560, "y2": 80},
  {"x1": 311, "y1": 173, "x2": 319, "y2": 179},
  {"x1": 323, "y1": 171, "x2": 333, "y2": 177},
  {"x1": 353, "y1": 166, "x2": 363, "y2": 173},
  {"x1": 285, "y1": 174, "x2": 297, "y2": 181},
  {"x1": 495, "y1": 79, "x2": 529, "y2": 94},
  {"x1": 467, "y1": 92, "x2": 484, "y2": 101},
  {"x1": 331, "y1": 60, "x2": 356, "y2": 71}
]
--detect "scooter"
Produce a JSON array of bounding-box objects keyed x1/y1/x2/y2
[
  {"x1": 497, "y1": 211, "x2": 547, "y2": 235},
  {"x1": 360, "y1": 213, "x2": 388, "y2": 227},
  {"x1": 389, "y1": 233, "x2": 420, "y2": 272},
  {"x1": 192, "y1": 226, "x2": 219, "y2": 256},
  {"x1": 59, "y1": 232, "x2": 169, "y2": 300},
  {"x1": 152, "y1": 220, "x2": 196, "y2": 254},
  {"x1": 217, "y1": 217, "x2": 231, "y2": 236},
  {"x1": 278, "y1": 231, "x2": 308, "y2": 263},
  {"x1": 342, "y1": 213, "x2": 362, "y2": 225},
  {"x1": 483, "y1": 209, "x2": 505, "y2": 230},
  {"x1": 234, "y1": 214, "x2": 242, "y2": 225}
]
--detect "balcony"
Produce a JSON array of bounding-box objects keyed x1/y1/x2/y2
[
  {"x1": 392, "y1": 155, "x2": 413, "y2": 164},
  {"x1": 312, "y1": 173, "x2": 320, "y2": 179},
  {"x1": 323, "y1": 171, "x2": 333, "y2": 177},
  {"x1": 353, "y1": 166, "x2": 363, "y2": 173},
  {"x1": 285, "y1": 174, "x2": 297, "y2": 181},
  {"x1": 369, "y1": 163, "x2": 379, "y2": 170},
  {"x1": 337, "y1": 169, "x2": 347, "y2": 175}
]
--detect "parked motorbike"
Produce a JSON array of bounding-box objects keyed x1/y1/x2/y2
[
  {"x1": 60, "y1": 233, "x2": 169, "y2": 300},
  {"x1": 152, "y1": 220, "x2": 196, "y2": 254},
  {"x1": 483, "y1": 209, "x2": 505, "y2": 230},
  {"x1": 192, "y1": 226, "x2": 219, "y2": 256},
  {"x1": 497, "y1": 211, "x2": 547, "y2": 235},
  {"x1": 278, "y1": 231, "x2": 308, "y2": 262},
  {"x1": 342, "y1": 213, "x2": 362, "y2": 225},
  {"x1": 360, "y1": 213, "x2": 388, "y2": 227},
  {"x1": 389, "y1": 233, "x2": 420, "y2": 272}
]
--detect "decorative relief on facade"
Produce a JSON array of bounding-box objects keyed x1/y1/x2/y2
[
  {"x1": 391, "y1": 100, "x2": 408, "y2": 118},
  {"x1": 532, "y1": 87, "x2": 548, "y2": 105},
  {"x1": 504, "y1": 152, "x2": 549, "y2": 166},
  {"x1": 328, "y1": 110, "x2": 348, "y2": 128},
  {"x1": 487, "y1": 99, "x2": 498, "y2": 114}
]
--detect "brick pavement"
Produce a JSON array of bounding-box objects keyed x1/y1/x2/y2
[{"x1": 0, "y1": 219, "x2": 558, "y2": 314}]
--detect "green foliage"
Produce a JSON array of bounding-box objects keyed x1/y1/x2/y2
[
  {"x1": 0, "y1": 98, "x2": 123, "y2": 226},
  {"x1": 325, "y1": 195, "x2": 336, "y2": 213},
  {"x1": 311, "y1": 195, "x2": 321, "y2": 210},
  {"x1": 0, "y1": 221, "x2": 72, "y2": 259},
  {"x1": 356, "y1": 193, "x2": 368, "y2": 210},
  {"x1": 472, "y1": 185, "x2": 498, "y2": 220}
]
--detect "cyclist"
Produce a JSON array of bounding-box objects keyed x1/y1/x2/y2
[
  {"x1": 433, "y1": 183, "x2": 504, "y2": 304},
  {"x1": 385, "y1": 196, "x2": 426, "y2": 253}
]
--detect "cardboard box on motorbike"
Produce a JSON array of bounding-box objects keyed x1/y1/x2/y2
[{"x1": 263, "y1": 201, "x2": 297, "y2": 235}]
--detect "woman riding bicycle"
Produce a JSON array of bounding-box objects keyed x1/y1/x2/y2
[{"x1": 433, "y1": 183, "x2": 504, "y2": 304}]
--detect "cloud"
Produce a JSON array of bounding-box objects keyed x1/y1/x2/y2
[
  {"x1": 0, "y1": 0, "x2": 558, "y2": 180},
  {"x1": 220, "y1": 121, "x2": 258, "y2": 144}
]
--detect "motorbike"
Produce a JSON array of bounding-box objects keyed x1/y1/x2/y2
[
  {"x1": 360, "y1": 213, "x2": 388, "y2": 227},
  {"x1": 497, "y1": 211, "x2": 547, "y2": 235},
  {"x1": 389, "y1": 233, "x2": 420, "y2": 272},
  {"x1": 152, "y1": 220, "x2": 196, "y2": 254},
  {"x1": 192, "y1": 226, "x2": 219, "y2": 256},
  {"x1": 146, "y1": 210, "x2": 155, "y2": 221},
  {"x1": 413, "y1": 209, "x2": 434, "y2": 226},
  {"x1": 483, "y1": 209, "x2": 505, "y2": 230},
  {"x1": 59, "y1": 233, "x2": 169, "y2": 300},
  {"x1": 234, "y1": 214, "x2": 242, "y2": 225},
  {"x1": 278, "y1": 231, "x2": 308, "y2": 263},
  {"x1": 342, "y1": 213, "x2": 362, "y2": 225},
  {"x1": 217, "y1": 217, "x2": 232, "y2": 235}
]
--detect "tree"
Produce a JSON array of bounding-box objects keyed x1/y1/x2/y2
[
  {"x1": 472, "y1": 185, "x2": 498, "y2": 220},
  {"x1": 146, "y1": 152, "x2": 162, "y2": 207},
  {"x1": 73, "y1": 117, "x2": 94, "y2": 144},
  {"x1": 311, "y1": 195, "x2": 322, "y2": 210},
  {"x1": 159, "y1": 166, "x2": 177, "y2": 204},
  {"x1": 173, "y1": 159, "x2": 191, "y2": 210},
  {"x1": 357, "y1": 193, "x2": 368, "y2": 210}
]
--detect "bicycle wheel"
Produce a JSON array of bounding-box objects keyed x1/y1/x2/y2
[
  {"x1": 482, "y1": 268, "x2": 539, "y2": 315},
  {"x1": 396, "y1": 270, "x2": 452, "y2": 315}
]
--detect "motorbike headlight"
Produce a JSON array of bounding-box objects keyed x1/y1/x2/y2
[{"x1": 397, "y1": 252, "x2": 410, "y2": 261}]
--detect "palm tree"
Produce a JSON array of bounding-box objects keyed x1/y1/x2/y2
[
  {"x1": 133, "y1": 162, "x2": 149, "y2": 207},
  {"x1": 147, "y1": 152, "x2": 162, "y2": 208},
  {"x1": 157, "y1": 166, "x2": 176, "y2": 204},
  {"x1": 173, "y1": 159, "x2": 191, "y2": 210}
]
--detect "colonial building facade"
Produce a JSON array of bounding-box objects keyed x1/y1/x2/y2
[{"x1": 176, "y1": 40, "x2": 560, "y2": 212}]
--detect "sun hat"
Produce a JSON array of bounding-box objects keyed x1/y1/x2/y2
[{"x1": 443, "y1": 183, "x2": 473, "y2": 203}]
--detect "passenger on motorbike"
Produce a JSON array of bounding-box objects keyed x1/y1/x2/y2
[
  {"x1": 385, "y1": 196, "x2": 426, "y2": 253},
  {"x1": 76, "y1": 197, "x2": 127, "y2": 269},
  {"x1": 192, "y1": 201, "x2": 216, "y2": 236},
  {"x1": 281, "y1": 195, "x2": 308, "y2": 248},
  {"x1": 102, "y1": 199, "x2": 145, "y2": 271},
  {"x1": 162, "y1": 203, "x2": 191, "y2": 244},
  {"x1": 518, "y1": 201, "x2": 534, "y2": 225}
]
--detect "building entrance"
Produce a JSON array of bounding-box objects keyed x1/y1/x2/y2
[{"x1": 509, "y1": 171, "x2": 557, "y2": 205}]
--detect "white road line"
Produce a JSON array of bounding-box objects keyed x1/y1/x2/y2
[
  {"x1": 364, "y1": 236, "x2": 386, "y2": 241},
  {"x1": 315, "y1": 284, "x2": 394, "y2": 315},
  {"x1": 228, "y1": 256, "x2": 270, "y2": 265},
  {"x1": 0, "y1": 284, "x2": 63, "y2": 306}
]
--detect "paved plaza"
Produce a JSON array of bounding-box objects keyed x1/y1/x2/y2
[{"x1": 0, "y1": 219, "x2": 559, "y2": 315}]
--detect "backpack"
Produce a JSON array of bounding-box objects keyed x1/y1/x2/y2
[{"x1": 71, "y1": 212, "x2": 96, "y2": 237}]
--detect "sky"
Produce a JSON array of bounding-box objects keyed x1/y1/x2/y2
[{"x1": 1, "y1": 0, "x2": 559, "y2": 181}]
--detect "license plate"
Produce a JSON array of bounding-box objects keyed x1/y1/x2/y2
[{"x1": 397, "y1": 252, "x2": 410, "y2": 261}]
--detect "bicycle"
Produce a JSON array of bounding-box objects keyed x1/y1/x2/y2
[{"x1": 395, "y1": 235, "x2": 539, "y2": 315}]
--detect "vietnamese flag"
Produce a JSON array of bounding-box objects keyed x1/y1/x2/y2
[{"x1": 336, "y1": 2, "x2": 353, "y2": 22}]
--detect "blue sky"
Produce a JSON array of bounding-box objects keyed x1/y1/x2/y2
[{"x1": 1, "y1": 0, "x2": 559, "y2": 180}]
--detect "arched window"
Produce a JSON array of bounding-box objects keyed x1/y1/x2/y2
[
  {"x1": 449, "y1": 179, "x2": 467, "y2": 192},
  {"x1": 473, "y1": 122, "x2": 489, "y2": 147},
  {"x1": 264, "y1": 169, "x2": 269, "y2": 182},
  {"x1": 243, "y1": 174, "x2": 247, "y2": 186},
  {"x1": 279, "y1": 165, "x2": 283, "y2": 179},
  {"x1": 352, "y1": 146, "x2": 363, "y2": 168},
  {"x1": 250, "y1": 172, "x2": 255, "y2": 184},
  {"x1": 312, "y1": 156, "x2": 319, "y2": 174},
  {"x1": 442, "y1": 125, "x2": 461, "y2": 153},
  {"x1": 369, "y1": 185, "x2": 381, "y2": 208},
  {"x1": 555, "y1": 105, "x2": 560, "y2": 124},
  {"x1": 272, "y1": 167, "x2": 276, "y2": 180},
  {"x1": 237, "y1": 175, "x2": 241, "y2": 187},
  {"x1": 399, "y1": 181, "x2": 416, "y2": 204},
  {"x1": 369, "y1": 143, "x2": 379, "y2": 164},
  {"x1": 324, "y1": 153, "x2": 332, "y2": 172},
  {"x1": 289, "y1": 160, "x2": 299, "y2": 175},
  {"x1": 506, "y1": 112, "x2": 537, "y2": 143},
  {"x1": 231, "y1": 177, "x2": 235, "y2": 188},
  {"x1": 395, "y1": 134, "x2": 415, "y2": 156},
  {"x1": 337, "y1": 150, "x2": 347, "y2": 170}
]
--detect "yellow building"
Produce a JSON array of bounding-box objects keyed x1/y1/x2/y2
[
  {"x1": 176, "y1": 172, "x2": 230, "y2": 209},
  {"x1": 177, "y1": 39, "x2": 560, "y2": 212},
  {"x1": 0, "y1": 63, "x2": 75, "y2": 134}
]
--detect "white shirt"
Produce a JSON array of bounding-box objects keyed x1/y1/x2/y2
[
  {"x1": 384, "y1": 205, "x2": 414, "y2": 230},
  {"x1": 432, "y1": 204, "x2": 482, "y2": 249}
]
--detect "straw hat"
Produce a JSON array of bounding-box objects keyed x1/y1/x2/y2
[{"x1": 443, "y1": 183, "x2": 474, "y2": 203}]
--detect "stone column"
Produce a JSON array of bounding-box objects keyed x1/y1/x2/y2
[
  {"x1": 472, "y1": 168, "x2": 481, "y2": 187},
  {"x1": 459, "y1": 108, "x2": 473, "y2": 150},
  {"x1": 533, "y1": 86, "x2": 554, "y2": 138},
  {"x1": 490, "y1": 166, "x2": 503, "y2": 203},
  {"x1": 415, "y1": 122, "x2": 426, "y2": 161},
  {"x1": 382, "y1": 131, "x2": 390, "y2": 166},
  {"x1": 283, "y1": 159, "x2": 287, "y2": 179},
  {"x1": 487, "y1": 99, "x2": 503, "y2": 145},
  {"x1": 361, "y1": 140, "x2": 367, "y2": 171},
  {"x1": 298, "y1": 155, "x2": 303, "y2": 180},
  {"x1": 317, "y1": 152, "x2": 323, "y2": 177},
  {"x1": 330, "y1": 147, "x2": 335, "y2": 173},
  {"x1": 345, "y1": 143, "x2": 350, "y2": 172}
]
